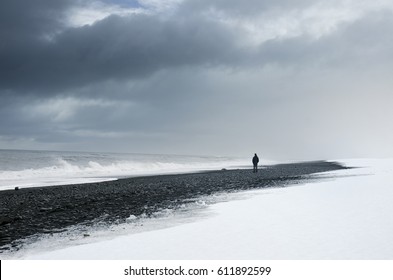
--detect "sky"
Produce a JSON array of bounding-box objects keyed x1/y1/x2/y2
[{"x1": 1, "y1": 0, "x2": 393, "y2": 160}]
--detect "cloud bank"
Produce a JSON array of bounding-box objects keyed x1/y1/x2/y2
[{"x1": 1, "y1": 0, "x2": 393, "y2": 159}]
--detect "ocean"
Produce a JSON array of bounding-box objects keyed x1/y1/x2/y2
[{"x1": 0, "y1": 149, "x2": 248, "y2": 190}]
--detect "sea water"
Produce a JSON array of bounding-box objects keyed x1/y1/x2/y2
[{"x1": 0, "y1": 149, "x2": 248, "y2": 190}]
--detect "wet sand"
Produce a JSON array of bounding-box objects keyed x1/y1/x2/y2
[{"x1": 0, "y1": 161, "x2": 347, "y2": 251}]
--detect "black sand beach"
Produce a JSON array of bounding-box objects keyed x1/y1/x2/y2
[{"x1": 0, "y1": 161, "x2": 347, "y2": 252}]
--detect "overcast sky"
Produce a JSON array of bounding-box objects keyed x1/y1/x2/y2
[{"x1": 1, "y1": 0, "x2": 393, "y2": 160}]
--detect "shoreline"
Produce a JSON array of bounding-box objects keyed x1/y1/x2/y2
[{"x1": 0, "y1": 161, "x2": 347, "y2": 252}]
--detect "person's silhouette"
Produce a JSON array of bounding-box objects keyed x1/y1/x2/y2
[{"x1": 252, "y1": 153, "x2": 259, "y2": 173}]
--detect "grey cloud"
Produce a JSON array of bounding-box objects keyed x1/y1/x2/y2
[
  {"x1": 0, "y1": 0, "x2": 75, "y2": 92},
  {"x1": 0, "y1": 3, "x2": 242, "y2": 95},
  {"x1": 2, "y1": 0, "x2": 393, "y2": 97},
  {"x1": 3, "y1": 0, "x2": 382, "y2": 96},
  {"x1": 178, "y1": 0, "x2": 316, "y2": 17},
  {"x1": 0, "y1": 0, "x2": 72, "y2": 38},
  {"x1": 254, "y1": 9, "x2": 393, "y2": 70}
]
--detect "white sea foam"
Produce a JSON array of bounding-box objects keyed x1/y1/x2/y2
[{"x1": 0, "y1": 150, "x2": 249, "y2": 190}]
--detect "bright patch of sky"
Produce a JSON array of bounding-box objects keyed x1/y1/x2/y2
[
  {"x1": 23, "y1": 97, "x2": 133, "y2": 122},
  {"x1": 204, "y1": 0, "x2": 393, "y2": 46},
  {"x1": 67, "y1": 0, "x2": 184, "y2": 27}
]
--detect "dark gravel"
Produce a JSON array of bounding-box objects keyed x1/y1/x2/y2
[{"x1": 0, "y1": 161, "x2": 347, "y2": 252}]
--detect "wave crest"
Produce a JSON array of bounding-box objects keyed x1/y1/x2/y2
[{"x1": 0, "y1": 153, "x2": 247, "y2": 190}]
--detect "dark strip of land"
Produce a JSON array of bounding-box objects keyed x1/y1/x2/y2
[{"x1": 0, "y1": 161, "x2": 347, "y2": 251}]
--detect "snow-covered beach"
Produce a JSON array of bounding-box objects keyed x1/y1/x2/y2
[{"x1": 2, "y1": 158, "x2": 392, "y2": 260}]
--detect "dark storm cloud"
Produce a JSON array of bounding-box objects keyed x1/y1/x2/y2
[
  {"x1": 2, "y1": 0, "x2": 392, "y2": 97},
  {"x1": 0, "y1": 0, "x2": 242, "y2": 95},
  {"x1": 0, "y1": 0, "x2": 72, "y2": 37},
  {"x1": 0, "y1": 0, "x2": 75, "y2": 92},
  {"x1": 3, "y1": 0, "x2": 381, "y2": 96}
]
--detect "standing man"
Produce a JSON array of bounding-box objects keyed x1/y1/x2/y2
[{"x1": 252, "y1": 153, "x2": 259, "y2": 173}]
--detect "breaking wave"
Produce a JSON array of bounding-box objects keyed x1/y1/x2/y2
[{"x1": 0, "y1": 150, "x2": 248, "y2": 190}]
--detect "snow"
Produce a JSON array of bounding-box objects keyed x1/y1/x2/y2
[{"x1": 14, "y1": 159, "x2": 393, "y2": 259}]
